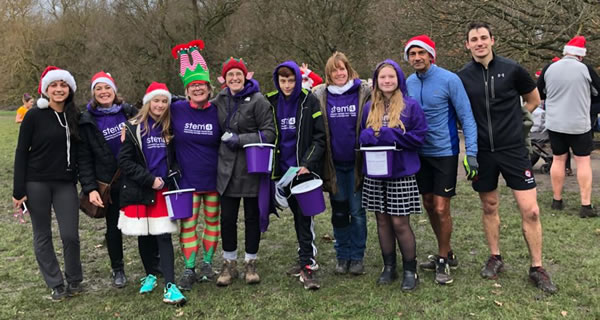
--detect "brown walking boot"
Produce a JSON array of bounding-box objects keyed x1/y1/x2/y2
[
  {"x1": 244, "y1": 259, "x2": 261, "y2": 284},
  {"x1": 216, "y1": 260, "x2": 238, "y2": 287}
]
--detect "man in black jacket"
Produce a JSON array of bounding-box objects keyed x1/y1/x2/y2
[
  {"x1": 267, "y1": 61, "x2": 326, "y2": 290},
  {"x1": 457, "y1": 22, "x2": 557, "y2": 294}
]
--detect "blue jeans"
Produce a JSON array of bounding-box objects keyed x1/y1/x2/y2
[{"x1": 329, "y1": 163, "x2": 367, "y2": 261}]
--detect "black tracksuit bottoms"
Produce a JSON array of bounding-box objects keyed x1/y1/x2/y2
[{"x1": 26, "y1": 181, "x2": 82, "y2": 289}]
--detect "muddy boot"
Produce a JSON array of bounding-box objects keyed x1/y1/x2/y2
[
  {"x1": 244, "y1": 259, "x2": 261, "y2": 284},
  {"x1": 216, "y1": 260, "x2": 238, "y2": 287}
]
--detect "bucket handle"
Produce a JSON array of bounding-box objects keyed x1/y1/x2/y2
[
  {"x1": 357, "y1": 142, "x2": 401, "y2": 151},
  {"x1": 289, "y1": 171, "x2": 321, "y2": 191}
]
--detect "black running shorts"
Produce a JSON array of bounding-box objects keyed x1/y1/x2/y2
[
  {"x1": 548, "y1": 130, "x2": 593, "y2": 157},
  {"x1": 416, "y1": 155, "x2": 458, "y2": 197},
  {"x1": 473, "y1": 147, "x2": 536, "y2": 192}
]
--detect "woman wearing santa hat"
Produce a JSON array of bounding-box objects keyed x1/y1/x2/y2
[
  {"x1": 118, "y1": 82, "x2": 186, "y2": 305},
  {"x1": 12, "y1": 66, "x2": 82, "y2": 301},
  {"x1": 78, "y1": 71, "x2": 139, "y2": 288}
]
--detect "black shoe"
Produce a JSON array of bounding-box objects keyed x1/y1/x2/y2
[
  {"x1": 51, "y1": 285, "x2": 68, "y2": 301},
  {"x1": 401, "y1": 270, "x2": 418, "y2": 291},
  {"x1": 178, "y1": 268, "x2": 196, "y2": 291},
  {"x1": 551, "y1": 199, "x2": 564, "y2": 210},
  {"x1": 376, "y1": 265, "x2": 398, "y2": 285},
  {"x1": 480, "y1": 255, "x2": 504, "y2": 279},
  {"x1": 420, "y1": 253, "x2": 459, "y2": 271},
  {"x1": 529, "y1": 267, "x2": 558, "y2": 294},
  {"x1": 66, "y1": 282, "x2": 83, "y2": 296},
  {"x1": 334, "y1": 259, "x2": 350, "y2": 275},
  {"x1": 299, "y1": 265, "x2": 321, "y2": 290},
  {"x1": 579, "y1": 205, "x2": 598, "y2": 218},
  {"x1": 349, "y1": 260, "x2": 365, "y2": 275},
  {"x1": 112, "y1": 270, "x2": 127, "y2": 288},
  {"x1": 434, "y1": 257, "x2": 453, "y2": 285}
]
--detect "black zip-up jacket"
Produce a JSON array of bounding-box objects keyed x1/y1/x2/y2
[
  {"x1": 457, "y1": 54, "x2": 536, "y2": 152},
  {"x1": 118, "y1": 120, "x2": 178, "y2": 207},
  {"x1": 78, "y1": 104, "x2": 137, "y2": 195},
  {"x1": 267, "y1": 89, "x2": 326, "y2": 179}
]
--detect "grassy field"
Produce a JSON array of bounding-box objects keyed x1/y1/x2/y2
[{"x1": 0, "y1": 110, "x2": 599, "y2": 319}]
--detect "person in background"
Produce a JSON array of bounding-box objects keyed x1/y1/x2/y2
[
  {"x1": 78, "y1": 71, "x2": 138, "y2": 288},
  {"x1": 213, "y1": 58, "x2": 276, "y2": 286},
  {"x1": 118, "y1": 82, "x2": 186, "y2": 305},
  {"x1": 312, "y1": 52, "x2": 371, "y2": 276},
  {"x1": 170, "y1": 40, "x2": 222, "y2": 290},
  {"x1": 12, "y1": 66, "x2": 82, "y2": 301},
  {"x1": 360, "y1": 59, "x2": 427, "y2": 290},
  {"x1": 16, "y1": 93, "x2": 34, "y2": 123},
  {"x1": 300, "y1": 63, "x2": 323, "y2": 90},
  {"x1": 267, "y1": 60, "x2": 325, "y2": 290},
  {"x1": 537, "y1": 36, "x2": 600, "y2": 218}
]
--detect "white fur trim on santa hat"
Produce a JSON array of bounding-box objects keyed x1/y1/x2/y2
[
  {"x1": 91, "y1": 76, "x2": 117, "y2": 93},
  {"x1": 404, "y1": 40, "x2": 436, "y2": 61},
  {"x1": 40, "y1": 69, "x2": 77, "y2": 95},
  {"x1": 563, "y1": 45, "x2": 586, "y2": 57},
  {"x1": 143, "y1": 89, "x2": 172, "y2": 105}
]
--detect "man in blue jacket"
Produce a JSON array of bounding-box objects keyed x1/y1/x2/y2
[
  {"x1": 405, "y1": 35, "x2": 478, "y2": 286},
  {"x1": 457, "y1": 22, "x2": 557, "y2": 294}
]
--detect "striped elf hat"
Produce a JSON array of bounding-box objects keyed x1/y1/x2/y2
[{"x1": 171, "y1": 40, "x2": 210, "y2": 87}]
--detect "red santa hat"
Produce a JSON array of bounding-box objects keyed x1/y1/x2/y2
[
  {"x1": 143, "y1": 82, "x2": 171, "y2": 105},
  {"x1": 552, "y1": 56, "x2": 561, "y2": 62},
  {"x1": 91, "y1": 71, "x2": 117, "y2": 93},
  {"x1": 535, "y1": 70, "x2": 541, "y2": 78},
  {"x1": 563, "y1": 35, "x2": 586, "y2": 57},
  {"x1": 37, "y1": 66, "x2": 77, "y2": 109},
  {"x1": 404, "y1": 35, "x2": 436, "y2": 62}
]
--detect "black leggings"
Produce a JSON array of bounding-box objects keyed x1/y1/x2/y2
[
  {"x1": 106, "y1": 188, "x2": 123, "y2": 271},
  {"x1": 138, "y1": 234, "x2": 175, "y2": 285},
  {"x1": 26, "y1": 181, "x2": 82, "y2": 289},
  {"x1": 220, "y1": 196, "x2": 260, "y2": 254}
]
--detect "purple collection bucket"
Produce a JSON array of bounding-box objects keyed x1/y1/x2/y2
[
  {"x1": 361, "y1": 146, "x2": 396, "y2": 178},
  {"x1": 243, "y1": 143, "x2": 275, "y2": 174},
  {"x1": 291, "y1": 179, "x2": 325, "y2": 216},
  {"x1": 163, "y1": 188, "x2": 195, "y2": 221}
]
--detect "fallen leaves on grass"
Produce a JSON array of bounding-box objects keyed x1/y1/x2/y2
[
  {"x1": 175, "y1": 309, "x2": 184, "y2": 317},
  {"x1": 396, "y1": 312, "x2": 402, "y2": 317},
  {"x1": 492, "y1": 283, "x2": 502, "y2": 288},
  {"x1": 113, "y1": 312, "x2": 121, "y2": 318},
  {"x1": 595, "y1": 229, "x2": 600, "y2": 235},
  {"x1": 477, "y1": 296, "x2": 485, "y2": 300},
  {"x1": 321, "y1": 234, "x2": 334, "y2": 241},
  {"x1": 561, "y1": 311, "x2": 568, "y2": 317},
  {"x1": 494, "y1": 300, "x2": 503, "y2": 307},
  {"x1": 94, "y1": 244, "x2": 103, "y2": 248}
]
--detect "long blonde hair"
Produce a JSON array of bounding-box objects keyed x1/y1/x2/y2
[
  {"x1": 324, "y1": 51, "x2": 359, "y2": 86},
  {"x1": 131, "y1": 98, "x2": 173, "y2": 143},
  {"x1": 366, "y1": 64, "x2": 406, "y2": 133}
]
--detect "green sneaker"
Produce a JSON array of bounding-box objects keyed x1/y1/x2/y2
[
  {"x1": 163, "y1": 283, "x2": 186, "y2": 305},
  {"x1": 139, "y1": 274, "x2": 157, "y2": 294}
]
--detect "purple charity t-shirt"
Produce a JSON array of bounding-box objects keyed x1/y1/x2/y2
[
  {"x1": 276, "y1": 97, "x2": 298, "y2": 173},
  {"x1": 326, "y1": 79, "x2": 361, "y2": 163},
  {"x1": 88, "y1": 104, "x2": 127, "y2": 159},
  {"x1": 170, "y1": 100, "x2": 221, "y2": 191},
  {"x1": 141, "y1": 117, "x2": 168, "y2": 178}
]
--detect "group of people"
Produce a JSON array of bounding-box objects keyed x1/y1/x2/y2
[{"x1": 18, "y1": 21, "x2": 596, "y2": 306}]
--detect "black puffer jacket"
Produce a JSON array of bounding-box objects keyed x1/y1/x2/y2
[
  {"x1": 266, "y1": 89, "x2": 326, "y2": 179},
  {"x1": 78, "y1": 103, "x2": 137, "y2": 194},
  {"x1": 118, "y1": 120, "x2": 179, "y2": 207}
]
